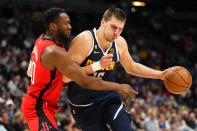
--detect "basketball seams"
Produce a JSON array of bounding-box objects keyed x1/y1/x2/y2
[
  {"x1": 165, "y1": 79, "x2": 188, "y2": 94},
  {"x1": 166, "y1": 78, "x2": 188, "y2": 89},
  {"x1": 171, "y1": 69, "x2": 188, "y2": 86},
  {"x1": 164, "y1": 66, "x2": 192, "y2": 94}
]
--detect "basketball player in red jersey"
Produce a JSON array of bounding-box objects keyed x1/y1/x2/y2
[{"x1": 21, "y1": 8, "x2": 137, "y2": 131}]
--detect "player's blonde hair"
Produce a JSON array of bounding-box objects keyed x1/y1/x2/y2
[{"x1": 103, "y1": 7, "x2": 126, "y2": 22}]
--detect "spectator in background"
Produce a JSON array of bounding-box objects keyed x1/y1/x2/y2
[
  {"x1": 0, "y1": 109, "x2": 15, "y2": 131},
  {"x1": 13, "y1": 110, "x2": 26, "y2": 131},
  {"x1": 143, "y1": 108, "x2": 159, "y2": 131}
]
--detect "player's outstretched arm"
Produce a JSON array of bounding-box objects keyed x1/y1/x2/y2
[
  {"x1": 41, "y1": 45, "x2": 137, "y2": 99},
  {"x1": 118, "y1": 36, "x2": 167, "y2": 80}
]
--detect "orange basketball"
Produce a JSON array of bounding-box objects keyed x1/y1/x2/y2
[{"x1": 164, "y1": 66, "x2": 192, "y2": 94}]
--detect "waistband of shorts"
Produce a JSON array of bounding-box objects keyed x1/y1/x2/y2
[{"x1": 68, "y1": 99, "x2": 94, "y2": 107}]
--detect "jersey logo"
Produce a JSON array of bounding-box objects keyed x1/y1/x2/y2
[
  {"x1": 86, "y1": 59, "x2": 115, "y2": 71},
  {"x1": 109, "y1": 48, "x2": 115, "y2": 54},
  {"x1": 40, "y1": 122, "x2": 52, "y2": 131},
  {"x1": 94, "y1": 51, "x2": 100, "y2": 54}
]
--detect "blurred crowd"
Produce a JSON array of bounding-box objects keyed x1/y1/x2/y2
[{"x1": 0, "y1": 6, "x2": 197, "y2": 131}]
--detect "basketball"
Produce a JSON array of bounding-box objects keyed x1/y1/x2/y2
[{"x1": 164, "y1": 66, "x2": 192, "y2": 94}]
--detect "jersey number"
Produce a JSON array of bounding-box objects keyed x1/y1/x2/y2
[
  {"x1": 30, "y1": 61, "x2": 36, "y2": 84},
  {"x1": 93, "y1": 72, "x2": 105, "y2": 79}
]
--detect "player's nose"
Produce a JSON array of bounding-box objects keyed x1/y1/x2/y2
[{"x1": 68, "y1": 24, "x2": 72, "y2": 30}]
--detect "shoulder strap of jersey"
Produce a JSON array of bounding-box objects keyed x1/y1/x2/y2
[
  {"x1": 89, "y1": 28, "x2": 97, "y2": 45},
  {"x1": 86, "y1": 29, "x2": 96, "y2": 56},
  {"x1": 114, "y1": 40, "x2": 120, "y2": 62}
]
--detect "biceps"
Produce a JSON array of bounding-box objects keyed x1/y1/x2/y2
[
  {"x1": 120, "y1": 51, "x2": 134, "y2": 71},
  {"x1": 68, "y1": 44, "x2": 88, "y2": 64}
]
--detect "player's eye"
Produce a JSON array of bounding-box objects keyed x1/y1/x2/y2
[
  {"x1": 110, "y1": 25, "x2": 123, "y2": 32},
  {"x1": 111, "y1": 25, "x2": 117, "y2": 30}
]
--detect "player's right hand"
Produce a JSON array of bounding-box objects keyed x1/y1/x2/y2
[
  {"x1": 116, "y1": 84, "x2": 138, "y2": 104},
  {"x1": 99, "y1": 54, "x2": 113, "y2": 68}
]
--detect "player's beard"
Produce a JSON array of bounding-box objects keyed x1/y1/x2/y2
[
  {"x1": 103, "y1": 30, "x2": 115, "y2": 42},
  {"x1": 104, "y1": 33, "x2": 114, "y2": 42},
  {"x1": 58, "y1": 30, "x2": 69, "y2": 45},
  {"x1": 58, "y1": 30, "x2": 73, "y2": 48}
]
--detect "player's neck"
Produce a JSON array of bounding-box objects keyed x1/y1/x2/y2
[
  {"x1": 45, "y1": 32, "x2": 63, "y2": 46},
  {"x1": 96, "y1": 29, "x2": 111, "y2": 51}
]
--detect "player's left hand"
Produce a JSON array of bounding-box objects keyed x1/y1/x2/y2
[
  {"x1": 124, "y1": 93, "x2": 137, "y2": 106},
  {"x1": 122, "y1": 86, "x2": 138, "y2": 106}
]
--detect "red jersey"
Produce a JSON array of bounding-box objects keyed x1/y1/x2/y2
[{"x1": 27, "y1": 35, "x2": 63, "y2": 104}]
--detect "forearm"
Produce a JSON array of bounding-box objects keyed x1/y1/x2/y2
[
  {"x1": 82, "y1": 65, "x2": 94, "y2": 75},
  {"x1": 127, "y1": 62, "x2": 162, "y2": 79},
  {"x1": 63, "y1": 65, "x2": 95, "y2": 83},
  {"x1": 63, "y1": 62, "x2": 103, "y2": 83},
  {"x1": 82, "y1": 61, "x2": 102, "y2": 75},
  {"x1": 61, "y1": 61, "x2": 120, "y2": 92}
]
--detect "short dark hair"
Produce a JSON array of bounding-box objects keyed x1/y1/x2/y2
[
  {"x1": 103, "y1": 7, "x2": 126, "y2": 22},
  {"x1": 42, "y1": 7, "x2": 66, "y2": 27}
]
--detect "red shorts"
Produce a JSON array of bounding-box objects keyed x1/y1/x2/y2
[{"x1": 21, "y1": 94, "x2": 59, "y2": 131}]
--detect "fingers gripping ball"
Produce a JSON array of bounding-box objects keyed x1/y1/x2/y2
[{"x1": 164, "y1": 66, "x2": 192, "y2": 94}]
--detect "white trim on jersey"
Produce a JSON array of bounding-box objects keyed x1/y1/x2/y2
[
  {"x1": 68, "y1": 100, "x2": 93, "y2": 107},
  {"x1": 113, "y1": 102, "x2": 123, "y2": 120},
  {"x1": 93, "y1": 28, "x2": 113, "y2": 55},
  {"x1": 114, "y1": 40, "x2": 120, "y2": 62},
  {"x1": 87, "y1": 30, "x2": 95, "y2": 57}
]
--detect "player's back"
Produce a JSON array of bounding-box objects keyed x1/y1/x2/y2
[
  {"x1": 68, "y1": 28, "x2": 120, "y2": 105},
  {"x1": 27, "y1": 34, "x2": 63, "y2": 104}
]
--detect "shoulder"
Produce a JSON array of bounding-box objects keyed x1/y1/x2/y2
[
  {"x1": 36, "y1": 37, "x2": 56, "y2": 52},
  {"x1": 72, "y1": 30, "x2": 92, "y2": 45},
  {"x1": 116, "y1": 36, "x2": 127, "y2": 47},
  {"x1": 44, "y1": 45, "x2": 56, "y2": 53},
  {"x1": 115, "y1": 36, "x2": 128, "y2": 53},
  {"x1": 69, "y1": 30, "x2": 93, "y2": 53},
  {"x1": 41, "y1": 44, "x2": 67, "y2": 70},
  {"x1": 44, "y1": 45, "x2": 66, "y2": 58}
]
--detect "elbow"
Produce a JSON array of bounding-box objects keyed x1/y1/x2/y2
[
  {"x1": 125, "y1": 68, "x2": 134, "y2": 75},
  {"x1": 125, "y1": 69, "x2": 130, "y2": 74}
]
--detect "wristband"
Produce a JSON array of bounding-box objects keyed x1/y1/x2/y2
[{"x1": 91, "y1": 61, "x2": 102, "y2": 72}]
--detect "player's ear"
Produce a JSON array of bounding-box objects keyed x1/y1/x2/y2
[
  {"x1": 101, "y1": 18, "x2": 105, "y2": 26},
  {"x1": 49, "y1": 23, "x2": 57, "y2": 31}
]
